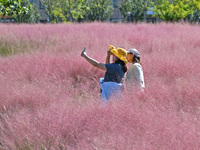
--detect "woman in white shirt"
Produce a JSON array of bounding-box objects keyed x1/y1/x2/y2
[{"x1": 126, "y1": 49, "x2": 145, "y2": 91}]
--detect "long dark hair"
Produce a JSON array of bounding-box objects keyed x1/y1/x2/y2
[{"x1": 115, "y1": 58, "x2": 127, "y2": 72}]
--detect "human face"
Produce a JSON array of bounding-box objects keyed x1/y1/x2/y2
[
  {"x1": 127, "y1": 53, "x2": 134, "y2": 63},
  {"x1": 112, "y1": 55, "x2": 118, "y2": 63}
]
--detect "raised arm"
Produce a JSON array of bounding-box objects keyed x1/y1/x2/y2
[
  {"x1": 81, "y1": 51, "x2": 107, "y2": 71},
  {"x1": 105, "y1": 50, "x2": 112, "y2": 64}
]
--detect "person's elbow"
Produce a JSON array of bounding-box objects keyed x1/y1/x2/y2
[
  {"x1": 93, "y1": 62, "x2": 99, "y2": 67},
  {"x1": 96, "y1": 63, "x2": 106, "y2": 71}
]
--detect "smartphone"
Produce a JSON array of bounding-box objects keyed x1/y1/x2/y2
[{"x1": 83, "y1": 46, "x2": 87, "y2": 52}]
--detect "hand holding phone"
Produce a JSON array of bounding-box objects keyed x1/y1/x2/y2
[{"x1": 81, "y1": 46, "x2": 87, "y2": 57}]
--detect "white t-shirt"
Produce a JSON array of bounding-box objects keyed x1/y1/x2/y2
[{"x1": 125, "y1": 63, "x2": 145, "y2": 91}]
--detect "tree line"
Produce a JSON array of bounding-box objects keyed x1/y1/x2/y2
[{"x1": 0, "y1": 0, "x2": 200, "y2": 23}]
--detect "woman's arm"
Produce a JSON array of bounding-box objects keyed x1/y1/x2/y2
[
  {"x1": 81, "y1": 51, "x2": 107, "y2": 71},
  {"x1": 105, "y1": 51, "x2": 112, "y2": 64}
]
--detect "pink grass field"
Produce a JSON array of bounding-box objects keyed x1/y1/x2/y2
[{"x1": 0, "y1": 22, "x2": 200, "y2": 150}]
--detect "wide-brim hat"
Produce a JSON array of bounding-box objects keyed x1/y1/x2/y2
[{"x1": 109, "y1": 45, "x2": 127, "y2": 64}]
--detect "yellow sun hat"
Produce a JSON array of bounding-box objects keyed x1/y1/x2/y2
[{"x1": 109, "y1": 45, "x2": 127, "y2": 64}]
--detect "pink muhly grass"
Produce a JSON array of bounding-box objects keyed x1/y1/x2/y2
[{"x1": 0, "y1": 22, "x2": 200, "y2": 149}]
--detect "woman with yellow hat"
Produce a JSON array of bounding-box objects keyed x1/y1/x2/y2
[{"x1": 81, "y1": 45, "x2": 127, "y2": 102}]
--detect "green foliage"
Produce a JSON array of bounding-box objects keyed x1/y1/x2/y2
[
  {"x1": 52, "y1": 7, "x2": 66, "y2": 23},
  {"x1": 118, "y1": 0, "x2": 153, "y2": 22},
  {"x1": 0, "y1": 0, "x2": 36, "y2": 23},
  {"x1": 41, "y1": 0, "x2": 87, "y2": 23},
  {"x1": 15, "y1": 0, "x2": 41, "y2": 23},
  {"x1": 40, "y1": 0, "x2": 60, "y2": 23},
  {"x1": 0, "y1": 0, "x2": 22, "y2": 19},
  {"x1": 119, "y1": 0, "x2": 200, "y2": 23},
  {"x1": 118, "y1": 0, "x2": 132, "y2": 20},
  {"x1": 1, "y1": 0, "x2": 199, "y2": 23},
  {"x1": 153, "y1": 0, "x2": 200, "y2": 22},
  {"x1": 187, "y1": 10, "x2": 200, "y2": 23},
  {"x1": 62, "y1": 0, "x2": 87, "y2": 22},
  {"x1": 41, "y1": 0, "x2": 113, "y2": 23},
  {"x1": 0, "y1": 2, "x2": 2, "y2": 16},
  {"x1": 84, "y1": 0, "x2": 113, "y2": 21}
]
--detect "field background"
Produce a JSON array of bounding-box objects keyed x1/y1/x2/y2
[{"x1": 0, "y1": 23, "x2": 200, "y2": 150}]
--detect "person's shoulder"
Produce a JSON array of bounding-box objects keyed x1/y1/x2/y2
[
  {"x1": 105, "y1": 63, "x2": 116, "y2": 67},
  {"x1": 133, "y1": 63, "x2": 142, "y2": 68},
  {"x1": 130, "y1": 63, "x2": 142, "y2": 72},
  {"x1": 133, "y1": 63, "x2": 141, "y2": 66},
  {"x1": 105, "y1": 63, "x2": 117, "y2": 70}
]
